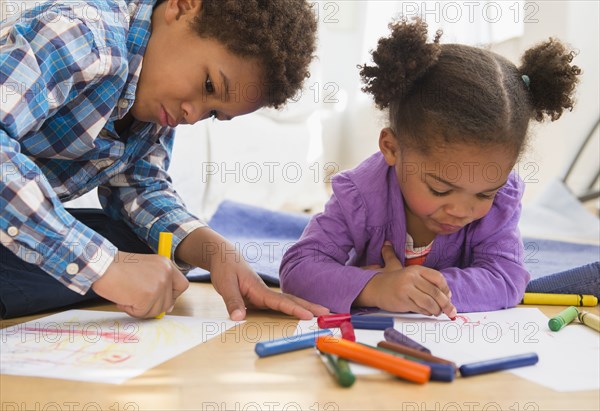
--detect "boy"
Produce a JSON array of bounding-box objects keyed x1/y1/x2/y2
[{"x1": 1, "y1": 0, "x2": 328, "y2": 320}]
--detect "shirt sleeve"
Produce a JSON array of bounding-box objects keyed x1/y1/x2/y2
[
  {"x1": 441, "y1": 173, "x2": 530, "y2": 312},
  {"x1": 280, "y1": 173, "x2": 380, "y2": 313},
  {"x1": 98, "y1": 128, "x2": 206, "y2": 269},
  {"x1": 1, "y1": 9, "x2": 120, "y2": 293}
]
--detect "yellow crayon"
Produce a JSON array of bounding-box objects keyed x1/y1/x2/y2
[
  {"x1": 155, "y1": 232, "x2": 174, "y2": 319},
  {"x1": 577, "y1": 311, "x2": 600, "y2": 333},
  {"x1": 521, "y1": 293, "x2": 598, "y2": 307}
]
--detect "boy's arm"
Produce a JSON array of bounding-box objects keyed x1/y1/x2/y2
[
  {"x1": 1, "y1": 8, "x2": 122, "y2": 293},
  {"x1": 98, "y1": 128, "x2": 205, "y2": 264},
  {"x1": 175, "y1": 226, "x2": 329, "y2": 320},
  {"x1": 100, "y1": 131, "x2": 328, "y2": 320},
  {"x1": 440, "y1": 174, "x2": 530, "y2": 312}
]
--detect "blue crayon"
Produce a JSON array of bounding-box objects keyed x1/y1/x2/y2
[
  {"x1": 459, "y1": 353, "x2": 539, "y2": 377},
  {"x1": 255, "y1": 329, "x2": 333, "y2": 357},
  {"x1": 384, "y1": 327, "x2": 432, "y2": 354},
  {"x1": 350, "y1": 315, "x2": 394, "y2": 330},
  {"x1": 424, "y1": 361, "x2": 456, "y2": 382}
]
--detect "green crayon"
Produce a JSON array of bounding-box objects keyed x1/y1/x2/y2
[
  {"x1": 548, "y1": 306, "x2": 579, "y2": 331},
  {"x1": 319, "y1": 352, "x2": 356, "y2": 387}
]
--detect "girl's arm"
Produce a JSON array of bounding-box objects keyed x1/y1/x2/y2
[
  {"x1": 441, "y1": 173, "x2": 530, "y2": 312},
  {"x1": 280, "y1": 174, "x2": 383, "y2": 313}
]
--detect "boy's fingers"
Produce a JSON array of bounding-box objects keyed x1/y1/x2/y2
[
  {"x1": 171, "y1": 266, "x2": 190, "y2": 300},
  {"x1": 214, "y1": 273, "x2": 247, "y2": 321},
  {"x1": 285, "y1": 294, "x2": 330, "y2": 316},
  {"x1": 381, "y1": 241, "x2": 403, "y2": 269}
]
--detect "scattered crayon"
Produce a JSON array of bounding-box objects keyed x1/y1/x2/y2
[
  {"x1": 459, "y1": 353, "x2": 539, "y2": 377},
  {"x1": 377, "y1": 340, "x2": 457, "y2": 368},
  {"x1": 317, "y1": 313, "x2": 351, "y2": 329},
  {"x1": 255, "y1": 329, "x2": 333, "y2": 357},
  {"x1": 317, "y1": 336, "x2": 431, "y2": 384},
  {"x1": 577, "y1": 310, "x2": 600, "y2": 332},
  {"x1": 340, "y1": 321, "x2": 356, "y2": 342},
  {"x1": 317, "y1": 313, "x2": 394, "y2": 330},
  {"x1": 384, "y1": 327, "x2": 431, "y2": 354},
  {"x1": 522, "y1": 293, "x2": 598, "y2": 307},
  {"x1": 548, "y1": 306, "x2": 579, "y2": 331},
  {"x1": 318, "y1": 351, "x2": 356, "y2": 387},
  {"x1": 350, "y1": 315, "x2": 394, "y2": 330},
  {"x1": 359, "y1": 342, "x2": 454, "y2": 382}
]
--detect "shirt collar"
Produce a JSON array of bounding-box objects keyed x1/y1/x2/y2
[{"x1": 118, "y1": 1, "x2": 155, "y2": 105}]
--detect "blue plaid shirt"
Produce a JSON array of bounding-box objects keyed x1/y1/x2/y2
[{"x1": 1, "y1": 0, "x2": 205, "y2": 294}]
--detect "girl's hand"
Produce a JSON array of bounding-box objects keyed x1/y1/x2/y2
[
  {"x1": 356, "y1": 243, "x2": 457, "y2": 318},
  {"x1": 209, "y1": 249, "x2": 330, "y2": 321}
]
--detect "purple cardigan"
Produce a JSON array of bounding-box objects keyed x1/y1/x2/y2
[{"x1": 280, "y1": 152, "x2": 530, "y2": 313}]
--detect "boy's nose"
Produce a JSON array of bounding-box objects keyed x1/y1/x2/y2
[{"x1": 180, "y1": 102, "x2": 203, "y2": 125}]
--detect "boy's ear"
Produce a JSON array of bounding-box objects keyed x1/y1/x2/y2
[
  {"x1": 379, "y1": 128, "x2": 400, "y2": 166},
  {"x1": 164, "y1": 0, "x2": 202, "y2": 23}
]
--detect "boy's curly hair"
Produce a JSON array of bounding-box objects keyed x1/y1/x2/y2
[
  {"x1": 359, "y1": 18, "x2": 581, "y2": 157},
  {"x1": 190, "y1": 0, "x2": 317, "y2": 109}
]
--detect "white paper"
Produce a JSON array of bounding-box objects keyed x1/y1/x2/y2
[
  {"x1": 299, "y1": 308, "x2": 600, "y2": 391},
  {"x1": 0, "y1": 310, "x2": 239, "y2": 384}
]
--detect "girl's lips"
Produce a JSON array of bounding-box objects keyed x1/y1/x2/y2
[{"x1": 438, "y1": 223, "x2": 461, "y2": 233}]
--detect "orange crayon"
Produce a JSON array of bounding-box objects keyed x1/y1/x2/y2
[{"x1": 316, "y1": 336, "x2": 431, "y2": 384}]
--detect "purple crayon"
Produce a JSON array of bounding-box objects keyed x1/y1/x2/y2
[{"x1": 384, "y1": 327, "x2": 432, "y2": 354}]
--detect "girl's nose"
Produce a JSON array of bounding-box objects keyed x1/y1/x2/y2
[{"x1": 445, "y1": 200, "x2": 473, "y2": 219}]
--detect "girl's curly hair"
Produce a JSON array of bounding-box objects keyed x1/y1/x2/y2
[
  {"x1": 359, "y1": 18, "x2": 581, "y2": 157},
  {"x1": 189, "y1": 0, "x2": 317, "y2": 109}
]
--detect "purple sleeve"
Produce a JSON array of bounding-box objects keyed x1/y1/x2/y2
[
  {"x1": 441, "y1": 174, "x2": 530, "y2": 312},
  {"x1": 280, "y1": 174, "x2": 379, "y2": 313}
]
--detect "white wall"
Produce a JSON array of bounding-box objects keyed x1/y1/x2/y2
[
  {"x1": 316, "y1": 0, "x2": 599, "y2": 205},
  {"x1": 10, "y1": 1, "x2": 595, "y2": 216}
]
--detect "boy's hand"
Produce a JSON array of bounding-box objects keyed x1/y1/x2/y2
[
  {"x1": 356, "y1": 243, "x2": 457, "y2": 318},
  {"x1": 92, "y1": 251, "x2": 189, "y2": 318},
  {"x1": 209, "y1": 248, "x2": 330, "y2": 321},
  {"x1": 176, "y1": 227, "x2": 329, "y2": 321}
]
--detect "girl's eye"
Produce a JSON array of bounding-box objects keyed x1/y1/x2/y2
[
  {"x1": 205, "y1": 76, "x2": 214, "y2": 93},
  {"x1": 429, "y1": 187, "x2": 451, "y2": 197},
  {"x1": 477, "y1": 193, "x2": 495, "y2": 200}
]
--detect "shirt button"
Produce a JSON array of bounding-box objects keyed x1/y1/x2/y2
[
  {"x1": 118, "y1": 99, "x2": 129, "y2": 109},
  {"x1": 128, "y1": 3, "x2": 137, "y2": 16},
  {"x1": 7, "y1": 226, "x2": 19, "y2": 237},
  {"x1": 66, "y1": 263, "x2": 79, "y2": 275},
  {"x1": 99, "y1": 129, "x2": 108, "y2": 137}
]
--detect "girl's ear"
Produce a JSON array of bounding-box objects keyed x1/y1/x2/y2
[{"x1": 379, "y1": 128, "x2": 400, "y2": 166}]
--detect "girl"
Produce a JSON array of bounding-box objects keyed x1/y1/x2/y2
[
  {"x1": 280, "y1": 18, "x2": 581, "y2": 315},
  {"x1": 0, "y1": 0, "x2": 328, "y2": 320}
]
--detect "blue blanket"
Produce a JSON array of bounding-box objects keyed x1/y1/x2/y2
[{"x1": 188, "y1": 200, "x2": 600, "y2": 298}]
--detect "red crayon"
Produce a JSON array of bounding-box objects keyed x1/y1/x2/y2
[
  {"x1": 317, "y1": 313, "x2": 351, "y2": 329},
  {"x1": 340, "y1": 321, "x2": 356, "y2": 342}
]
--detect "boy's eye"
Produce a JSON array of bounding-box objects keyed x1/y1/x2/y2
[
  {"x1": 428, "y1": 187, "x2": 451, "y2": 197},
  {"x1": 205, "y1": 76, "x2": 214, "y2": 93}
]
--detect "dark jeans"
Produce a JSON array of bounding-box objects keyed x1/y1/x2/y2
[{"x1": 0, "y1": 209, "x2": 153, "y2": 319}]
